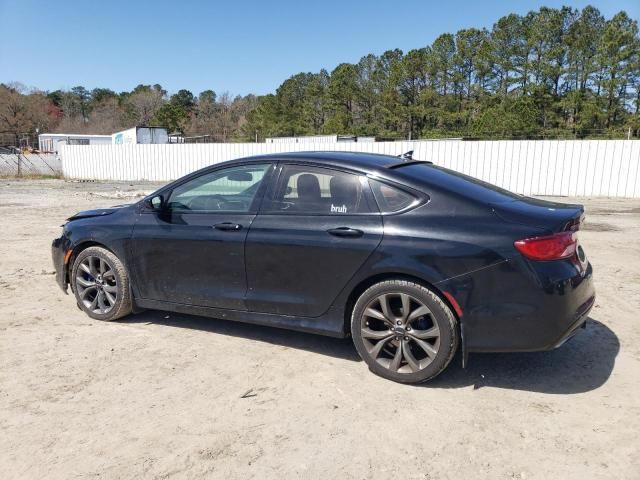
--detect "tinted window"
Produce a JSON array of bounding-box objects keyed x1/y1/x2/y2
[
  {"x1": 266, "y1": 165, "x2": 373, "y2": 215},
  {"x1": 168, "y1": 163, "x2": 270, "y2": 212},
  {"x1": 369, "y1": 179, "x2": 417, "y2": 213},
  {"x1": 399, "y1": 164, "x2": 522, "y2": 204}
]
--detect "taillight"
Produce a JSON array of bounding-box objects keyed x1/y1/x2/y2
[
  {"x1": 563, "y1": 217, "x2": 582, "y2": 232},
  {"x1": 514, "y1": 231, "x2": 578, "y2": 261}
]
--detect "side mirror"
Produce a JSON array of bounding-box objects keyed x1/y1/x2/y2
[{"x1": 144, "y1": 194, "x2": 164, "y2": 210}]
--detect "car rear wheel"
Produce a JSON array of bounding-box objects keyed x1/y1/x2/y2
[
  {"x1": 351, "y1": 280, "x2": 459, "y2": 384},
  {"x1": 71, "y1": 246, "x2": 132, "y2": 321}
]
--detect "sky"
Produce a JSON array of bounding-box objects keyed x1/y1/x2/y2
[{"x1": 1, "y1": 0, "x2": 638, "y2": 97}]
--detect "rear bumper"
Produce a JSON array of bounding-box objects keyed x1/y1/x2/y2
[
  {"x1": 442, "y1": 257, "x2": 595, "y2": 353},
  {"x1": 548, "y1": 293, "x2": 594, "y2": 349}
]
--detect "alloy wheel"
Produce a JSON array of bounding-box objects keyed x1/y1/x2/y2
[
  {"x1": 75, "y1": 255, "x2": 118, "y2": 314},
  {"x1": 360, "y1": 292, "x2": 441, "y2": 374}
]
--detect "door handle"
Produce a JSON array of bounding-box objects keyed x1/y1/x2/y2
[
  {"x1": 213, "y1": 222, "x2": 243, "y2": 231},
  {"x1": 326, "y1": 227, "x2": 363, "y2": 238}
]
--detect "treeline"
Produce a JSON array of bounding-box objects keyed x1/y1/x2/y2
[
  {"x1": 247, "y1": 6, "x2": 640, "y2": 140},
  {"x1": 0, "y1": 83, "x2": 256, "y2": 143},
  {"x1": 1, "y1": 5, "x2": 639, "y2": 143}
]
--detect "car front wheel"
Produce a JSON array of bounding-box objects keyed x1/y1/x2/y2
[
  {"x1": 71, "y1": 246, "x2": 132, "y2": 321},
  {"x1": 351, "y1": 279, "x2": 459, "y2": 384}
]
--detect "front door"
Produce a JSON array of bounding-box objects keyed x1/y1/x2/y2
[
  {"x1": 245, "y1": 164, "x2": 383, "y2": 317},
  {"x1": 131, "y1": 162, "x2": 274, "y2": 310}
]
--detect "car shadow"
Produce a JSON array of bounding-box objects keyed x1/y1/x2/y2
[
  {"x1": 120, "y1": 312, "x2": 618, "y2": 394},
  {"x1": 428, "y1": 317, "x2": 619, "y2": 394},
  {"x1": 120, "y1": 310, "x2": 361, "y2": 362}
]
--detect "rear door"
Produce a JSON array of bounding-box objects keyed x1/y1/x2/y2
[
  {"x1": 131, "y1": 162, "x2": 274, "y2": 310},
  {"x1": 245, "y1": 163, "x2": 383, "y2": 317}
]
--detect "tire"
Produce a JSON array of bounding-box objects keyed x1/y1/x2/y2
[
  {"x1": 351, "y1": 279, "x2": 458, "y2": 384},
  {"x1": 71, "y1": 246, "x2": 132, "y2": 321}
]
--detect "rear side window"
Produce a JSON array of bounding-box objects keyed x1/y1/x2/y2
[
  {"x1": 369, "y1": 179, "x2": 416, "y2": 213},
  {"x1": 265, "y1": 165, "x2": 374, "y2": 215},
  {"x1": 399, "y1": 164, "x2": 522, "y2": 204}
]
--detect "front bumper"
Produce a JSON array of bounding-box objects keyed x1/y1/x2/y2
[{"x1": 51, "y1": 236, "x2": 69, "y2": 293}]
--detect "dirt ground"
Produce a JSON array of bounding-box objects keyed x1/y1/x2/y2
[{"x1": 1, "y1": 179, "x2": 639, "y2": 480}]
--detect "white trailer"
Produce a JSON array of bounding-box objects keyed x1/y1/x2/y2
[
  {"x1": 38, "y1": 133, "x2": 112, "y2": 153},
  {"x1": 112, "y1": 126, "x2": 169, "y2": 145},
  {"x1": 266, "y1": 135, "x2": 338, "y2": 144},
  {"x1": 265, "y1": 134, "x2": 377, "y2": 144}
]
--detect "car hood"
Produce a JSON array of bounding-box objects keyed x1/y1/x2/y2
[{"x1": 66, "y1": 204, "x2": 132, "y2": 221}]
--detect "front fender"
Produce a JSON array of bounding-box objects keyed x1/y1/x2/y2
[{"x1": 52, "y1": 207, "x2": 137, "y2": 291}]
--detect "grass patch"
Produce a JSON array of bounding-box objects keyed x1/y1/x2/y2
[{"x1": 0, "y1": 173, "x2": 63, "y2": 180}]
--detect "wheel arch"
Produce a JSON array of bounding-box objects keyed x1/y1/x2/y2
[
  {"x1": 343, "y1": 272, "x2": 466, "y2": 365},
  {"x1": 67, "y1": 241, "x2": 119, "y2": 292}
]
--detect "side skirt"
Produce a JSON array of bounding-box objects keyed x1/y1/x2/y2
[{"x1": 134, "y1": 298, "x2": 348, "y2": 338}]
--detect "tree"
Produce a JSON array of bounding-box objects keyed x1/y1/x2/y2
[
  {"x1": 154, "y1": 102, "x2": 187, "y2": 133},
  {"x1": 244, "y1": 94, "x2": 280, "y2": 140},
  {"x1": 302, "y1": 70, "x2": 329, "y2": 133},
  {"x1": 70, "y1": 86, "x2": 91, "y2": 121},
  {"x1": 394, "y1": 48, "x2": 429, "y2": 138},
  {"x1": 0, "y1": 83, "x2": 53, "y2": 135},
  {"x1": 597, "y1": 12, "x2": 640, "y2": 127},
  {"x1": 170, "y1": 89, "x2": 196, "y2": 111},
  {"x1": 274, "y1": 73, "x2": 314, "y2": 135},
  {"x1": 432, "y1": 34, "x2": 456, "y2": 96},
  {"x1": 126, "y1": 85, "x2": 165, "y2": 125},
  {"x1": 91, "y1": 88, "x2": 118, "y2": 104},
  {"x1": 565, "y1": 6, "x2": 606, "y2": 133},
  {"x1": 326, "y1": 63, "x2": 359, "y2": 132},
  {"x1": 199, "y1": 89, "x2": 217, "y2": 105},
  {"x1": 490, "y1": 14, "x2": 528, "y2": 94},
  {"x1": 89, "y1": 97, "x2": 126, "y2": 133},
  {"x1": 454, "y1": 28, "x2": 489, "y2": 100},
  {"x1": 215, "y1": 92, "x2": 239, "y2": 141}
]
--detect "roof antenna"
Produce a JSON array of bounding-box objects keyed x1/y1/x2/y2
[{"x1": 398, "y1": 150, "x2": 414, "y2": 160}]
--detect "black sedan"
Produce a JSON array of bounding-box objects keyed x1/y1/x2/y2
[{"x1": 52, "y1": 152, "x2": 595, "y2": 383}]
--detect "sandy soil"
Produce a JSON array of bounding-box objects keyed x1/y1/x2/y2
[{"x1": 1, "y1": 179, "x2": 639, "y2": 480}]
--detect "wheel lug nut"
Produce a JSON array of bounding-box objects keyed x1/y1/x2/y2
[
  {"x1": 406, "y1": 327, "x2": 411, "y2": 331},
  {"x1": 396, "y1": 321, "x2": 402, "y2": 325},
  {"x1": 404, "y1": 336, "x2": 409, "y2": 341}
]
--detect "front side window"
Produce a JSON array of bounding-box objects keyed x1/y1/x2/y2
[
  {"x1": 266, "y1": 165, "x2": 373, "y2": 215},
  {"x1": 168, "y1": 163, "x2": 270, "y2": 212}
]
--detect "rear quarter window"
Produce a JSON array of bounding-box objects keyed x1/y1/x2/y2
[
  {"x1": 369, "y1": 179, "x2": 417, "y2": 213},
  {"x1": 399, "y1": 164, "x2": 522, "y2": 204}
]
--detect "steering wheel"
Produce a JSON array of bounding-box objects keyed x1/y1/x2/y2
[
  {"x1": 187, "y1": 195, "x2": 225, "y2": 211},
  {"x1": 167, "y1": 201, "x2": 191, "y2": 210}
]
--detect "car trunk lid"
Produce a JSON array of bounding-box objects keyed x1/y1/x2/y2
[{"x1": 491, "y1": 197, "x2": 584, "y2": 234}]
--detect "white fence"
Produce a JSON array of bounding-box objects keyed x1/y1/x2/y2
[{"x1": 60, "y1": 140, "x2": 640, "y2": 198}]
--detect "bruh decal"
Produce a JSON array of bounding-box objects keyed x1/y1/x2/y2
[{"x1": 331, "y1": 204, "x2": 347, "y2": 213}]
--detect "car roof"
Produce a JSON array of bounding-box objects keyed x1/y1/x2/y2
[
  {"x1": 239, "y1": 151, "x2": 406, "y2": 173},
  {"x1": 155, "y1": 150, "x2": 436, "y2": 198}
]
